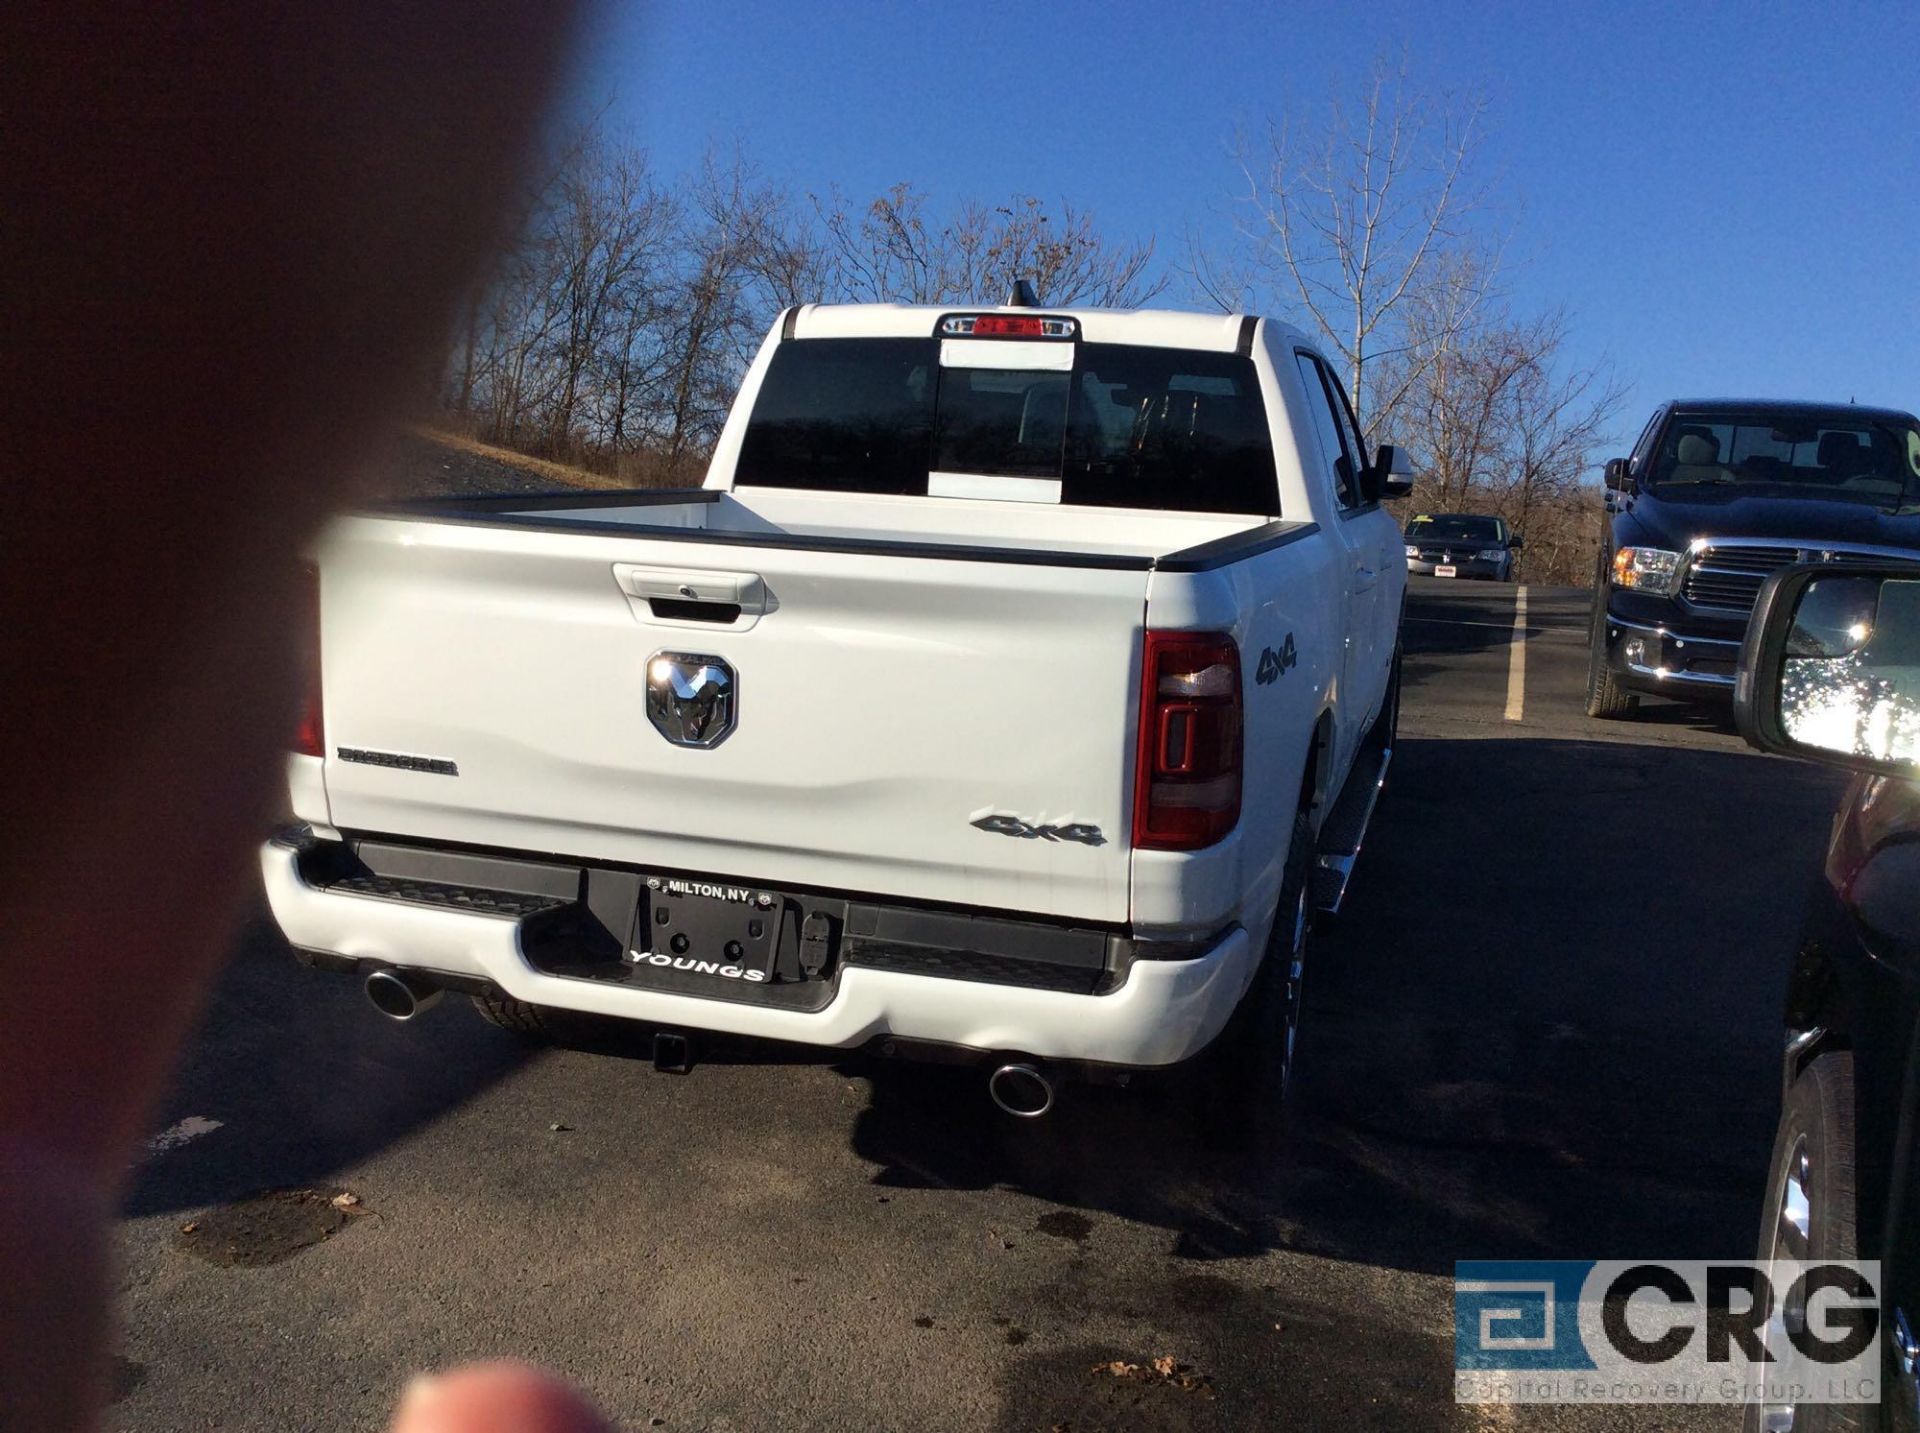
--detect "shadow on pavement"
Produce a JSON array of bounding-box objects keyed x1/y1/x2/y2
[
  {"x1": 1625, "y1": 692, "x2": 1747, "y2": 735},
  {"x1": 125, "y1": 915, "x2": 533, "y2": 1217},
  {"x1": 846, "y1": 735, "x2": 1849, "y2": 1282}
]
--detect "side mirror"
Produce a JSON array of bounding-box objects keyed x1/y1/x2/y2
[
  {"x1": 1603, "y1": 458, "x2": 1632, "y2": 492},
  {"x1": 1737, "y1": 564, "x2": 1920, "y2": 776},
  {"x1": 1509, "y1": 533, "x2": 1525, "y2": 551},
  {"x1": 1370, "y1": 443, "x2": 1414, "y2": 500}
]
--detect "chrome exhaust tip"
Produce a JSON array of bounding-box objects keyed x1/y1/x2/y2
[
  {"x1": 363, "y1": 968, "x2": 442, "y2": 1022},
  {"x1": 988, "y1": 1062, "x2": 1054, "y2": 1119}
]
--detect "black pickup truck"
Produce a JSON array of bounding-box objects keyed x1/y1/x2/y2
[
  {"x1": 1587, "y1": 399, "x2": 1920, "y2": 719},
  {"x1": 1736, "y1": 560, "x2": 1920, "y2": 1430}
]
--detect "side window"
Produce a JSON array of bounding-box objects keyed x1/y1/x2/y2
[
  {"x1": 1293, "y1": 352, "x2": 1360, "y2": 510},
  {"x1": 1628, "y1": 410, "x2": 1662, "y2": 472},
  {"x1": 1323, "y1": 368, "x2": 1372, "y2": 492}
]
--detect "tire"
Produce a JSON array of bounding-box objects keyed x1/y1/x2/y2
[
  {"x1": 471, "y1": 991, "x2": 561, "y2": 1041},
  {"x1": 1202, "y1": 810, "x2": 1314, "y2": 1138},
  {"x1": 1742, "y1": 1053, "x2": 1865, "y2": 1433},
  {"x1": 1585, "y1": 600, "x2": 1640, "y2": 720}
]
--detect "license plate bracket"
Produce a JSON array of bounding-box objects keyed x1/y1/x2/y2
[{"x1": 639, "y1": 879, "x2": 781, "y2": 978}]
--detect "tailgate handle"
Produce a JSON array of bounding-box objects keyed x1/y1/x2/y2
[
  {"x1": 649, "y1": 596, "x2": 739, "y2": 624},
  {"x1": 614, "y1": 564, "x2": 766, "y2": 614}
]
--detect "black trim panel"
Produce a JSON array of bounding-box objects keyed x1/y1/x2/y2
[
  {"x1": 1157, "y1": 520, "x2": 1319, "y2": 572},
  {"x1": 370, "y1": 487, "x2": 720, "y2": 516},
  {"x1": 327, "y1": 827, "x2": 1130, "y2": 937},
  {"x1": 1235, "y1": 315, "x2": 1258, "y2": 356}
]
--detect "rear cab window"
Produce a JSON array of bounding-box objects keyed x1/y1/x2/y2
[{"x1": 736, "y1": 336, "x2": 1280, "y2": 515}]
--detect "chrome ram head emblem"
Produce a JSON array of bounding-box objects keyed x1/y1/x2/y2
[{"x1": 646, "y1": 652, "x2": 736, "y2": 749}]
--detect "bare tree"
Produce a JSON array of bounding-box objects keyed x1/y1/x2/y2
[
  {"x1": 652, "y1": 148, "x2": 789, "y2": 476},
  {"x1": 438, "y1": 123, "x2": 1175, "y2": 484},
  {"x1": 544, "y1": 138, "x2": 674, "y2": 449},
  {"x1": 1202, "y1": 58, "x2": 1495, "y2": 432},
  {"x1": 1385, "y1": 307, "x2": 1627, "y2": 584},
  {"x1": 818, "y1": 185, "x2": 1164, "y2": 307}
]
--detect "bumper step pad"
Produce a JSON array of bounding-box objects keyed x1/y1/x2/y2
[{"x1": 322, "y1": 871, "x2": 571, "y2": 920}]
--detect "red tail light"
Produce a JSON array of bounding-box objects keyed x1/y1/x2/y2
[
  {"x1": 293, "y1": 563, "x2": 324, "y2": 758},
  {"x1": 971, "y1": 315, "x2": 1047, "y2": 337},
  {"x1": 1133, "y1": 631, "x2": 1242, "y2": 850}
]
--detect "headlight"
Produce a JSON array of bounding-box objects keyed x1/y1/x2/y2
[
  {"x1": 1405, "y1": 544, "x2": 1419, "y2": 558},
  {"x1": 1476, "y1": 548, "x2": 1506, "y2": 562},
  {"x1": 1611, "y1": 546, "x2": 1682, "y2": 595}
]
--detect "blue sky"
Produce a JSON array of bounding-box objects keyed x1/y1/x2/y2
[{"x1": 569, "y1": 0, "x2": 1918, "y2": 445}]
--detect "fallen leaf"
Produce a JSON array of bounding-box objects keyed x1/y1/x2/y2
[
  {"x1": 179, "y1": 1221, "x2": 198, "y2": 1235},
  {"x1": 549, "y1": 1122, "x2": 572, "y2": 1132},
  {"x1": 330, "y1": 1192, "x2": 361, "y2": 1210},
  {"x1": 1090, "y1": 1356, "x2": 1212, "y2": 1395}
]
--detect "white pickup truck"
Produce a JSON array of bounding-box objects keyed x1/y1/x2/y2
[{"x1": 262, "y1": 301, "x2": 1409, "y2": 1116}]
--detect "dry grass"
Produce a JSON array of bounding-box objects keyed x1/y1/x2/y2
[{"x1": 410, "y1": 426, "x2": 631, "y2": 491}]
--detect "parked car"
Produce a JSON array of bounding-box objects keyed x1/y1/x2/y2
[
  {"x1": 1403, "y1": 512, "x2": 1522, "y2": 581},
  {"x1": 1588, "y1": 399, "x2": 1920, "y2": 720},
  {"x1": 1736, "y1": 561, "x2": 1920, "y2": 1430},
  {"x1": 260, "y1": 300, "x2": 1411, "y2": 1117}
]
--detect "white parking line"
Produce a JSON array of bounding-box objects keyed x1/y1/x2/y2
[
  {"x1": 1402, "y1": 616, "x2": 1523, "y2": 631},
  {"x1": 1504, "y1": 587, "x2": 1529, "y2": 722}
]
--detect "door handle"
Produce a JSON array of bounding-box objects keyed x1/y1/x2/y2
[{"x1": 1354, "y1": 565, "x2": 1379, "y2": 592}]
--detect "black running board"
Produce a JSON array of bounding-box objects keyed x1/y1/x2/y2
[{"x1": 1310, "y1": 745, "x2": 1392, "y2": 916}]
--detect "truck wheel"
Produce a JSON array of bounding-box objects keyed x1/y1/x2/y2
[
  {"x1": 1743, "y1": 1053, "x2": 1864, "y2": 1433},
  {"x1": 1203, "y1": 810, "x2": 1314, "y2": 1137},
  {"x1": 1585, "y1": 604, "x2": 1639, "y2": 720},
  {"x1": 471, "y1": 991, "x2": 560, "y2": 1041}
]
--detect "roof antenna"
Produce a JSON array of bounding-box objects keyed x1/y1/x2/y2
[{"x1": 1007, "y1": 278, "x2": 1038, "y2": 308}]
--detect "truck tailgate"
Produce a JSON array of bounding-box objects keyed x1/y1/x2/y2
[{"x1": 315, "y1": 516, "x2": 1147, "y2": 923}]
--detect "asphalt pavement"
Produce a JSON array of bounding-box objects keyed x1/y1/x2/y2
[{"x1": 114, "y1": 576, "x2": 1853, "y2": 1432}]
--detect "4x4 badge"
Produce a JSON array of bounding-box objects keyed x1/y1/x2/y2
[
  {"x1": 971, "y1": 813, "x2": 1105, "y2": 846},
  {"x1": 1255, "y1": 634, "x2": 1298, "y2": 685}
]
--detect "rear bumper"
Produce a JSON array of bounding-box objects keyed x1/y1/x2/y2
[
  {"x1": 259, "y1": 835, "x2": 1253, "y2": 1068},
  {"x1": 1600, "y1": 610, "x2": 1742, "y2": 696}
]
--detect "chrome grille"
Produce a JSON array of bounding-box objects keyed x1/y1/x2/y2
[
  {"x1": 1682, "y1": 542, "x2": 1920, "y2": 613},
  {"x1": 1682, "y1": 545, "x2": 1799, "y2": 611}
]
